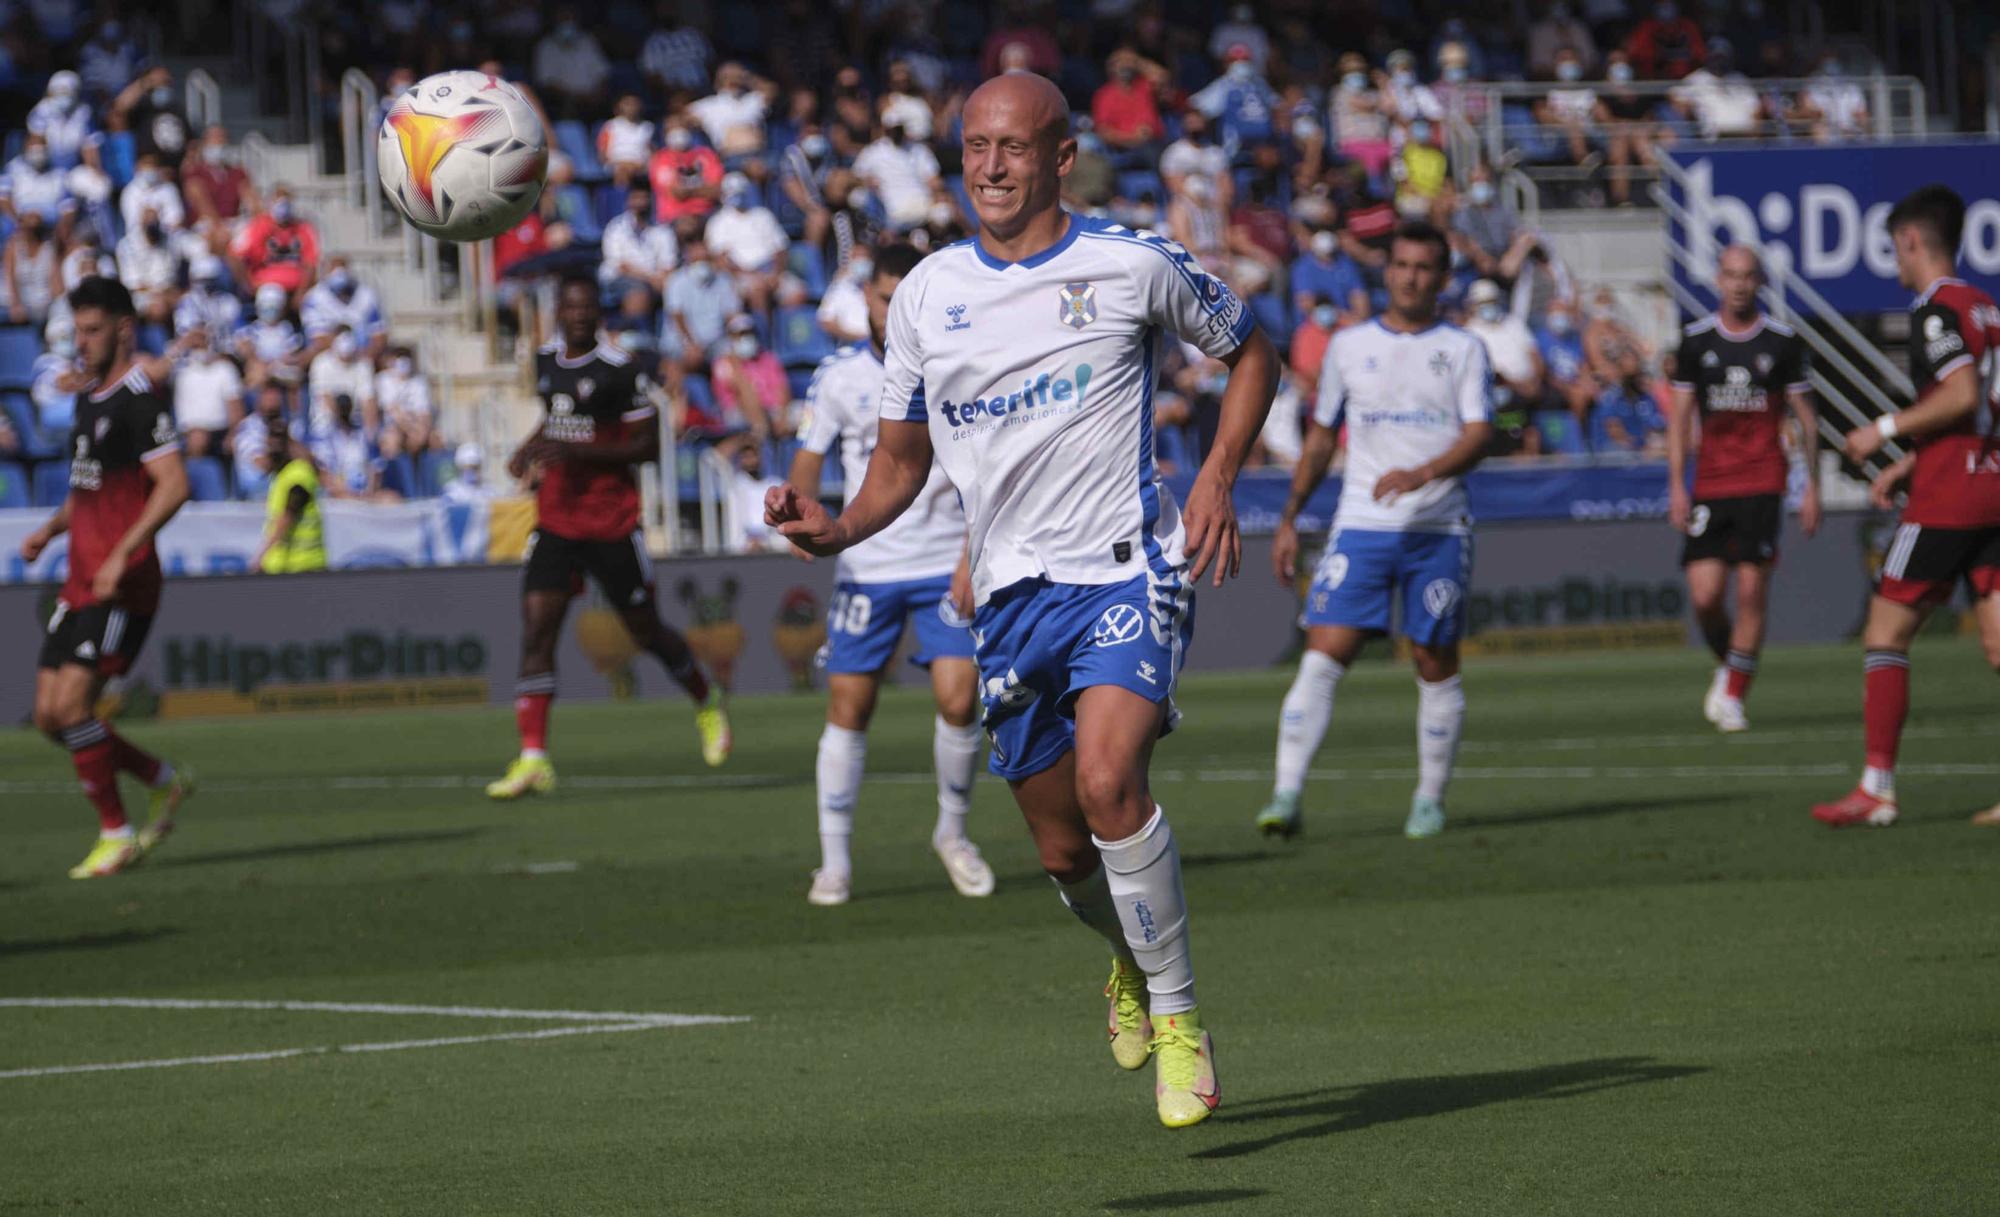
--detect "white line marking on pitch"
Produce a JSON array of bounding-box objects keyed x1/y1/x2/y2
[{"x1": 0, "y1": 997, "x2": 748, "y2": 1081}]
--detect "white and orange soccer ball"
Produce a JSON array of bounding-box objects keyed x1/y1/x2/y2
[{"x1": 377, "y1": 70, "x2": 547, "y2": 242}]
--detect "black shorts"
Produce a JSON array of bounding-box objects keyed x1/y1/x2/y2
[
  {"x1": 1878, "y1": 523, "x2": 2000, "y2": 608},
  {"x1": 38, "y1": 600, "x2": 154, "y2": 676},
  {"x1": 522, "y1": 528, "x2": 654, "y2": 607},
  {"x1": 1681, "y1": 494, "x2": 1782, "y2": 566}
]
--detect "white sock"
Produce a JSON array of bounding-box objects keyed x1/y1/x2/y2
[
  {"x1": 1416, "y1": 674, "x2": 1466, "y2": 802},
  {"x1": 1274, "y1": 650, "x2": 1344, "y2": 796},
  {"x1": 148, "y1": 761, "x2": 174, "y2": 791},
  {"x1": 1094, "y1": 806, "x2": 1196, "y2": 1016},
  {"x1": 102, "y1": 825, "x2": 135, "y2": 840},
  {"x1": 1862, "y1": 766, "x2": 1895, "y2": 798},
  {"x1": 1053, "y1": 865, "x2": 1137, "y2": 966},
  {"x1": 816, "y1": 723, "x2": 865, "y2": 876},
  {"x1": 521, "y1": 747, "x2": 548, "y2": 761},
  {"x1": 931, "y1": 715, "x2": 981, "y2": 845}
]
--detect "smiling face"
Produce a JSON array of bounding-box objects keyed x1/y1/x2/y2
[{"x1": 959, "y1": 74, "x2": 1073, "y2": 241}]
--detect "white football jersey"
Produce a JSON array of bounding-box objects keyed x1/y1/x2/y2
[
  {"x1": 1314, "y1": 319, "x2": 1491, "y2": 534},
  {"x1": 800, "y1": 342, "x2": 965, "y2": 584},
  {"x1": 878, "y1": 214, "x2": 1256, "y2": 605}
]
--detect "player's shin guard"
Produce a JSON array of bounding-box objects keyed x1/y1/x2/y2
[
  {"x1": 1862, "y1": 650, "x2": 1910, "y2": 796},
  {"x1": 932, "y1": 716, "x2": 981, "y2": 844},
  {"x1": 515, "y1": 674, "x2": 556, "y2": 757},
  {"x1": 1095, "y1": 806, "x2": 1195, "y2": 1017},
  {"x1": 816, "y1": 723, "x2": 865, "y2": 876},
  {"x1": 1724, "y1": 649, "x2": 1758, "y2": 702},
  {"x1": 1274, "y1": 651, "x2": 1343, "y2": 796},
  {"x1": 1053, "y1": 863, "x2": 1137, "y2": 967},
  {"x1": 62, "y1": 721, "x2": 128, "y2": 833},
  {"x1": 1415, "y1": 674, "x2": 1465, "y2": 801}
]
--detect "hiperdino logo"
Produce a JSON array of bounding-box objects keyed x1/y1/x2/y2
[
  {"x1": 1467, "y1": 577, "x2": 1684, "y2": 633},
  {"x1": 165, "y1": 631, "x2": 488, "y2": 694}
]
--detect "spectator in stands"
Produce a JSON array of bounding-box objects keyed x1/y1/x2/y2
[
  {"x1": 661, "y1": 237, "x2": 740, "y2": 378},
  {"x1": 1382, "y1": 49, "x2": 1444, "y2": 127},
  {"x1": 1791, "y1": 53, "x2": 1870, "y2": 142},
  {"x1": 233, "y1": 384, "x2": 290, "y2": 498},
  {"x1": 598, "y1": 94, "x2": 657, "y2": 189},
  {"x1": 308, "y1": 327, "x2": 378, "y2": 434},
  {"x1": 251, "y1": 422, "x2": 328, "y2": 573},
  {"x1": 58, "y1": 226, "x2": 115, "y2": 308},
  {"x1": 852, "y1": 119, "x2": 944, "y2": 234},
  {"x1": 114, "y1": 207, "x2": 181, "y2": 326},
  {"x1": 705, "y1": 173, "x2": 789, "y2": 315},
  {"x1": 1191, "y1": 46, "x2": 1282, "y2": 158},
  {"x1": 1537, "y1": 48, "x2": 1601, "y2": 168},
  {"x1": 600, "y1": 186, "x2": 680, "y2": 302},
  {"x1": 173, "y1": 255, "x2": 242, "y2": 346},
  {"x1": 300, "y1": 258, "x2": 385, "y2": 360},
  {"x1": 1391, "y1": 120, "x2": 1449, "y2": 219},
  {"x1": 1528, "y1": 2, "x2": 1600, "y2": 79},
  {"x1": 1091, "y1": 48, "x2": 1169, "y2": 162},
  {"x1": 1254, "y1": 373, "x2": 1306, "y2": 471},
  {"x1": 1334, "y1": 166, "x2": 1397, "y2": 284},
  {"x1": 1159, "y1": 112, "x2": 1230, "y2": 210},
  {"x1": 3, "y1": 212, "x2": 59, "y2": 326},
  {"x1": 1535, "y1": 298, "x2": 1595, "y2": 416},
  {"x1": 1291, "y1": 228, "x2": 1369, "y2": 326},
  {"x1": 311, "y1": 393, "x2": 380, "y2": 500},
  {"x1": 1207, "y1": 3, "x2": 1270, "y2": 72},
  {"x1": 815, "y1": 251, "x2": 870, "y2": 345},
  {"x1": 1, "y1": 134, "x2": 75, "y2": 236},
  {"x1": 607, "y1": 287, "x2": 662, "y2": 358},
  {"x1": 691, "y1": 61, "x2": 777, "y2": 160},
  {"x1": 778, "y1": 126, "x2": 836, "y2": 250},
  {"x1": 710, "y1": 314, "x2": 792, "y2": 440},
  {"x1": 649, "y1": 118, "x2": 724, "y2": 225},
  {"x1": 1465, "y1": 279, "x2": 1546, "y2": 414},
  {"x1": 1590, "y1": 380, "x2": 1665, "y2": 453},
  {"x1": 173, "y1": 340, "x2": 245, "y2": 461},
  {"x1": 1063, "y1": 122, "x2": 1116, "y2": 213},
  {"x1": 1330, "y1": 53, "x2": 1393, "y2": 180},
  {"x1": 376, "y1": 345, "x2": 438, "y2": 453},
  {"x1": 181, "y1": 125, "x2": 258, "y2": 249},
  {"x1": 1580, "y1": 287, "x2": 1649, "y2": 398},
  {"x1": 1227, "y1": 170, "x2": 1291, "y2": 295},
  {"x1": 1166, "y1": 173, "x2": 1233, "y2": 285},
  {"x1": 1597, "y1": 50, "x2": 1662, "y2": 206},
  {"x1": 120, "y1": 154, "x2": 187, "y2": 238},
  {"x1": 766, "y1": 0, "x2": 843, "y2": 93},
  {"x1": 1451, "y1": 165, "x2": 1540, "y2": 285},
  {"x1": 1625, "y1": 1, "x2": 1706, "y2": 80},
  {"x1": 111, "y1": 67, "x2": 192, "y2": 172},
  {"x1": 1674, "y1": 41, "x2": 1764, "y2": 139},
  {"x1": 78, "y1": 17, "x2": 142, "y2": 105},
  {"x1": 879, "y1": 61, "x2": 935, "y2": 144},
  {"x1": 532, "y1": 8, "x2": 612, "y2": 120},
  {"x1": 236, "y1": 283, "x2": 307, "y2": 390},
  {"x1": 1432, "y1": 42, "x2": 1490, "y2": 128},
  {"x1": 978, "y1": 2, "x2": 1062, "y2": 80},
  {"x1": 443, "y1": 443, "x2": 495, "y2": 505},
  {"x1": 231, "y1": 187, "x2": 319, "y2": 300},
  {"x1": 30, "y1": 316, "x2": 77, "y2": 440},
  {"x1": 721, "y1": 440, "x2": 781, "y2": 553},
  {"x1": 829, "y1": 67, "x2": 873, "y2": 134},
  {"x1": 1288, "y1": 295, "x2": 1338, "y2": 399},
  {"x1": 27, "y1": 71, "x2": 104, "y2": 173},
  {"x1": 640, "y1": 2, "x2": 716, "y2": 99}
]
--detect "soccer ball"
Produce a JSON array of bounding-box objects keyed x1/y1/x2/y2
[{"x1": 377, "y1": 70, "x2": 547, "y2": 242}]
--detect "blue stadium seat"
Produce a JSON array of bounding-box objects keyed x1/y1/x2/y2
[
  {"x1": 183, "y1": 456, "x2": 230, "y2": 502},
  {"x1": 784, "y1": 367, "x2": 815, "y2": 403},
  {"x1": 560, "y1": 184, "x2": 601, "y2": 242},
  {"x1": 786, "y1": 242, "x2": 826, "y2": 299},
  {"x1": 136, "y1": 321, "x2": 169, "y2": 356},
  {"x1": 1, "y1": 131, "x2": 20, "y2": 164},
  {"x1": 1155, "y1": 423, "x2": 1197, "y2": 472},
  {"x1": 593, "y1": 182, "x2": 626, "y2": 230},
  {"x1": 417, "y1": 449, "x2": 452, "y2": 497},
  {"x1": 817, "y1": 456, "x2": 843, "y2": 498},
  {"x1": 0, "y1": 326, "x2": 39, "y2": 389},
  {"x1": 31, "y1": 460, "x2": 70, "y2": 506},
  {"x1": 2, "y1": 390, "x2": 60, "y2": 459},
  {"x1": 1250, "y1": 293, "x2": 1291, "y2": 350},
  {"x1": 773, "y1": 304, "x2": 832, "y2": 370},
  {"x1": 378, "y1": 454, "x2": 419, "y2": 499},
  {"x1": 0, "y1": 460, "x2": 28, "y2": 508},
  {"x1": 556, "y1": 121, "x2": 605, "y2": 183},
  {"x1": 1116, "y1": 170, "x2": 1163, "y2": 204}
]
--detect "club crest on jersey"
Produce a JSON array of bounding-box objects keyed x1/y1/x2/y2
[
  {"x1": 1428, "y1": 351, "x2": 1451, "y2": 377},
  {"x1": 577, "y1": 378, "x2": 595, "y2": 402},
  {"x1": 1093, "y1": 604, "x2": 1144, "y2": 647},
  {"x1": 1700, "y1": 349, "x2": 1720, "y2": 367},
  {"x1": 1058, "y1": 281, "x2": 1097, "y2": 330},
  {"x1": 944, "y1": 303, "x2": 970, "y2": 331},
  {"x1": 94, "y1": 417, "x2": 110, "y2": 441},
  {"x1": 1755, "y1": 353, "x2": 1774, "y2": 375}
]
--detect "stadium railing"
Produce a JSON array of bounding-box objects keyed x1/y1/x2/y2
[{"x1": 230, "y1": 0, "x2": 323, "y2": 154}]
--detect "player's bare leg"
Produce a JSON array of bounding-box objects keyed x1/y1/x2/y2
[
  {"x1": 1813, "y1": 595, "x2": 1926, "y2": 827},
  {"x1": 33, "y1": 665, "x2": 181, "y2": 876},
  {"x1": 489, "y1": 590, "x2": 570, "y2": 799},
  {"x1": 617, "y1": 597, "x2": 730, "y2": 767},
  {"x1": 1013, "y1": 688, "x2": 1216, "y2": 1128},
  {"x1": 1967, "y1": 594, "x2": 2000, "y2": 826},
  {"x1": 1685, "y1": 557, "x2": 1736, "y2": 723},
  {"x1": 1711, "y1": 562, "x2": 1772, "y2": 731},
  {"x1": 1408, "y1": 641, "x2": 1465, "y2": 838},
  {"x1": 1259, "y1": 624, "x2": 1368, "y2": 838},
  {"x1": 928, "y1": 657, "x2": 993, "y2": 896},
  {"x1": 809, "y1": 672, "x2": 880, "y2": 905}
]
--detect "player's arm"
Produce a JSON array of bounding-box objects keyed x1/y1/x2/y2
[
  {"x1": 768, "y1": 419, "x2": 931, "y2": 557},
  {"x1": 1184, "y1": 326, "x2": 1280, "y2": 586},
  {"x1": 19, "y1": 494, "x2": 71, "y2": 561},
  {"x1": 1845, "y1": 362, "x2": 1981, "y2": 463},
  {"x1": 1665, "y1": 383, "x2": 1696, "y2": 532},
  {"x1": 786, "y1": 447, "x2": 824, "y2": 501},
  {"x1": 1272, "y1": 416, "x2": 1339, "y2": 586},
  {"x1": 1788, "y1": 386, "x2": 1822, "y2": 537},
  {"x1": 94, "y1": 444, "x2": 190, "y2": 601},
  {"x1": 1869, "y1": 450, "x2": 1917, "y2": 510}
]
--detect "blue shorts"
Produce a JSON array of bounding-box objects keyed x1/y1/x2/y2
[
  {"x1": 822, "y1": 576, "x2": 977, "y2": 674},
  {"x1": 1301, "y1": 528, "x2": 1471, "y2": 649},
  {"x1": 973, "y1": 574, "x2": 1195, "y2": 780}
]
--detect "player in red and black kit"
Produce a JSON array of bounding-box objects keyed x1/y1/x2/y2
[
  {"x1": 486, "y1": 274, "x2": 730, "y2": 799},
  {"x1": 1814, "y1": 185, "x2": 2000, "y2": 828},
  {"x1": 1667, "y1": 244, "x2": 1821, "y2": 733},
  {"x1": 18, "y1": 277, "x2": 196, "y2": 878}
]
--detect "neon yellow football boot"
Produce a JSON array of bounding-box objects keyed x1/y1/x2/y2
[
  {"x1": 695, "y1": 690, "x2": 732, "y2": 768},
  {"x1": 69, "y1": 833, "x2": 140, "y2": 879},
  {"x1": 137, "y1": 766, "x2": 195, "y2": 854},
  {"x1": 486, "y1": 755, "x2": 556, "y2": 800},
  {"x1": 1105, "y1": 957, "x2": 1153, "y2": 1071},
  {"x1": 1151, "y1": 1008, "x2": 1220, "y2": 1129}
]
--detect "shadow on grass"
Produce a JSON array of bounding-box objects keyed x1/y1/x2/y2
[
  {"x1": 166, "y1": 828, "x2": 487, "y2": 868},
  {"x1": 1446, "y1": 791, "x2": 1739, "y2": 831},
  {"x1": 1103, "y1": 1189, "x2": 1270, "y2": 1211},
  {"x1": 1193, "y1": 1056, "x2": 1707, "y2": 1160},
  {"x1": 0, "y1": 927, "x2": 179, "y2": 956}
]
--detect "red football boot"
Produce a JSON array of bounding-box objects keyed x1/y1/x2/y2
[{"x1": 1811, "y1": 787, "x2": 1899, "y2": 828}]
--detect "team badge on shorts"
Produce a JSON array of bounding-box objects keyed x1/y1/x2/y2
[
  {"x1": 1423, "y1": 578, "x2": 1462, "y2": 619},
  {"x1": 1059, "y1": 281, "x2": 1097, "y2": 329},
  {"x1": 1093, "y1": 603, "x2": 1144, "y2": 647}
]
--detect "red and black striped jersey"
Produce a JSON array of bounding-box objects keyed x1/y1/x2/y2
[
  {"x1": 1903, "y1": 277, "x2": 2000, "y2": 529},
  {"x1": 64, "y1": 365, "x2": 178, "y2": 612}
]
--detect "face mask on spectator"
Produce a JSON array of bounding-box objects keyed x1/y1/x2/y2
[
  {"x1": 1310, "y1": 230, "x2": 1337, "y2": 259},
  {"x1": 1547, "y1": 311, "x2": 1575, "y2": 336},
  {"x1": 135, "y1": 167, "x2": 158, "y2": 186},
  {"x1": 1227, "y1": 62, "x2": 1254, "y2": 83},
  {"x1": 731, "y1": 335, "x2": 758, "y2": 358},
  {"x1": 203, "y1": 144, "x2": 226, "y2": 164},
  {"x1": 722, "y1": 188, "x2": 748, "y2": 209},
  {"x1": 327, "y1": 267, "x2": 355, "y2": 297},
  {"x1": 394, "y1": 356, "x2": 414, "y2": 376},
  {"x1": 927, "y1": 200, "x2": 954, "y2": 228},
  {"x1": 1556, "y1": 60, "x2": 1582, "y2": 82},
  {"x1": 1392, "y1": 69, "x2": 1414, "y2": 87},
  {"x1": 557, "y1": 21, "x2": 579, "y2": 39},
  {"x1": 1443, "y1": 65, "x2": 1468, "y2": 83},
  {"x1": 1311, "y1": 303, "x2": 1337, "y2": 329},
  {"x1": 801, "y1": 133, "x2": 829, "y2": 159},
  {"x1": 1608, "y1": 62, "x2": 1633, "y2": 83},
  {"x1": 1409, "y1": 120, "x2": 1431, "y2": 142},
  {"x1": 1478, "y1": 302, "x2": 1503, "y2": 323},
  {"x1": 1292, "y1": 116, "x2": 1320, "y2": 142},
  {"x1": 847, "y1": 186, "x2": 872, "y2": 211},
  {"x1": 51, "y1": 331, "x2": 75, "y2": 358},
  {"x1": 257, "y1": 296, "x2": 283, "y2": 321},
  {"x1": 665, "y1": 127, "x2": 692, "y2": 151},
  {"x1": 25, "y1": 146, "x2": 48, "y2": 170},
  {"x1": 1130, "y1": 203, "x2": 1158, "y2": 228},
  {"x1": 1115, "y1": 64, "x2": 1136, "y2": 83},
  {"x1": 272, "y1": 198, "x2": 294, "y2": 222},
  {"x1": 1183, "y1": 176, "x2": 1212, "y2": 202},
  {"x1": 1469, "y1": 180, "x2": 1496, "y2": 205},
  {"x1": 1343, "y1": 71, "x2": 1367, "y2": 91},
  {"x1": 688, "y1": 259, "x2": 714, "y2": 284},
  {"x1": 151, "y1": 86, "x2": 172, "y2": 108},
  {"x1": 333, "y1": 332, "x2": 358, "y2": 358},
  {"x1": 1819, "y1": 58, "x2": 1840, "y2": 76}
]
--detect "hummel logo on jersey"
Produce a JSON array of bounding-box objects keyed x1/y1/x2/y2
[
  {"x1": 1058, "y1": 281, "x2": 1097, "y2": 329},
  {"x1": 938, "y1": 365, "x2": 1093, "y2": 428},
  {"x1": 1093, "y1": 604, "x2": 1143, "y2": 647},
  {"x1": 944, "y1": 303, "x2": 970, "y2": 331}
]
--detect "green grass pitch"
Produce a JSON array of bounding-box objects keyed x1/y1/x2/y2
[{"x1": 3, "y1": 640, "x2": 1996, "y2": 1215}]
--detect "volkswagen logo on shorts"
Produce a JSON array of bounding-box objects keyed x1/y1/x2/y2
[
  {"x1": 1423, "y1": 578, "x2": 1462, "y2": 619},
  {"x1": 937, "y1": 592, "x2": 973, "y2": 628},
  {"x1": 1093, "y1": 603, "x2": 1144, "y2": 647}
]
